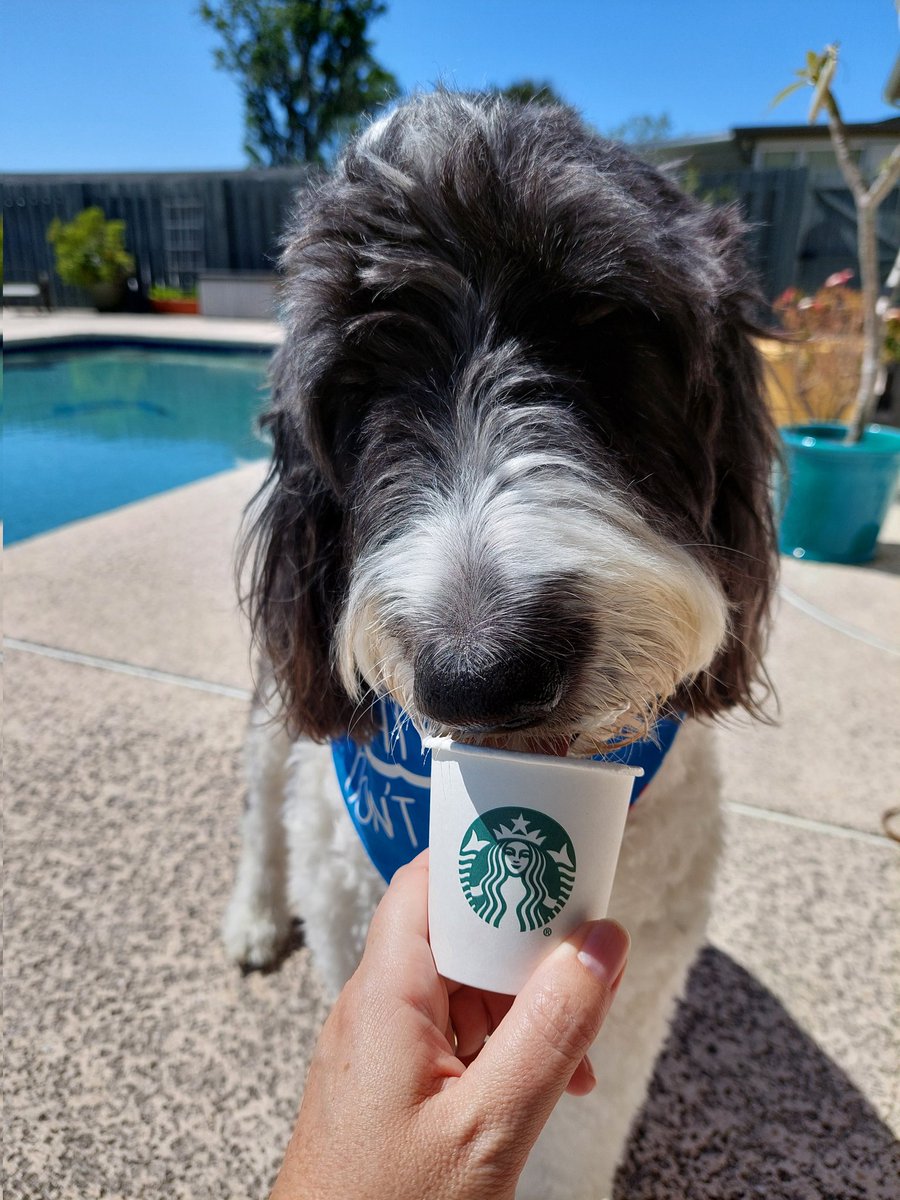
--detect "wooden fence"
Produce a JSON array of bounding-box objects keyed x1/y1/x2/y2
[{"x1": 3, "y1": 165, "x2": 898, "y2": 309}]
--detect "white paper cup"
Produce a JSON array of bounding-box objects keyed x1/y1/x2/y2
[{"x1": 427, "y1": 740, "x2": 641, "y2": 994}]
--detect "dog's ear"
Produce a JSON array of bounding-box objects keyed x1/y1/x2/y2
[
  {"x1": 239, "y1": 378, "x2": 369, "y2": 741},
  {"x1": 676, "y1": 212, "x2": 780, "y2": 720}
]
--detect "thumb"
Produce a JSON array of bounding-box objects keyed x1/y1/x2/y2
[{"x1": 458, "y1": 920, "x2": 629, "y2": 1154}]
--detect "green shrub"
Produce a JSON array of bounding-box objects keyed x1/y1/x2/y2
[
  {"x1": 148, "y1": 285, "x2": 198, "y2": 301},
  {"x1": 47, "y1": 207, "x2": 135, "y2": 289}
]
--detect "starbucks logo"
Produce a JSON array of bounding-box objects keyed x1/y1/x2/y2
[{"x1": 458, "y1": 807, "x2": 576, "y2": 932}]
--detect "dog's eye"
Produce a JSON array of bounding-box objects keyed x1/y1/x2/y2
[{"x1": 574, "y1": 301, "x2": 621, "y2": 326}]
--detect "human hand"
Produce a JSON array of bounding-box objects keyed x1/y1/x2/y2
[{"x1": 270, "y1": 850, "x2": 629, "y2": 1200}]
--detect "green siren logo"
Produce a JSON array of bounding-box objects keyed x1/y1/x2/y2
[{"x1": 458, "y1": 807, "x2": 576, "y2": 931}]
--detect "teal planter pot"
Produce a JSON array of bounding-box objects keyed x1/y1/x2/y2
[{"x1": 778, "y1": 423, "x2": 900, "y2": 563}]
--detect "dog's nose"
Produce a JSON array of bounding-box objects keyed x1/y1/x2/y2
[{"x1": 414, "y1": 648, "x2": 565, "y2": 731}]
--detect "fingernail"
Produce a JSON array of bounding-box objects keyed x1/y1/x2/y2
[{"x1": 576, "y1": 920, "x2": 630, "y2": 986}]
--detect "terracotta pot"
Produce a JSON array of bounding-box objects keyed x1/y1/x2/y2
[{"x1": 150, "y1": 298, "x2": 199, "y2": 315}]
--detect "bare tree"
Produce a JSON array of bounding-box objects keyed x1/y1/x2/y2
[{"x1": 774, "y1": 44, "x2": 900, "y2": 441}]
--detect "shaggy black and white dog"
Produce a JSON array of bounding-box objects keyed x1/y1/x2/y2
[{"x1": 224, "y1": 92, "x2": 777, "y2": 1197}]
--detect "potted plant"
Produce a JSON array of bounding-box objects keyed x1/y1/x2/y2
[
  {"x1": 47, "y1": 207, "x2": 135, "y2": 312},
  {"x1": 771, "y1": 45, "x2": 900, "y2": 563},
  {"x1": 148, "y1": 285, "x2": 199, "y2": 315}
]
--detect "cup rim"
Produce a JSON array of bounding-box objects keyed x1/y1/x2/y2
[{"x1": 425, "y1": 736, "x2": 644, "y2": 777}]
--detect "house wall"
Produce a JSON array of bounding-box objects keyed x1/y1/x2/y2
[{"x1": 751, "y1": 136, "x2": 896, "y2": 179}]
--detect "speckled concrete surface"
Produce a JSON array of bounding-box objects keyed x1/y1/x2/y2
[
  {"x1": 716, "y1": 597, "x2": 900, "y2": 837},
  {"x1": 4, "y1": 464, "x2": 267, "y2": 692},
  {"x1": 716, "y1": 504, "x2": 900, "y2": 839},
  {"x1": 5, "y1": 444, "x2": 899, "y2": 1197},
  {"x1": 4, "y1": 651, "x2": 329, "y2": 1200},
  {"x1": 618, "y1": 943, "x2": 899, "y2": 1199},
  {"x1": 776, "y1": 502, "x2": 900, "y2": 645},
  {"x1": 710, "y1": 814, "x2": 899, "y2": 1126}
]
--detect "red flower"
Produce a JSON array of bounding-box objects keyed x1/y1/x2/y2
[{"x1": 824, "y1": 269, "x2": 854, "y2": 288}]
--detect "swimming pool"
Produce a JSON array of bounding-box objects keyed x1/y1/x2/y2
[{"x1": 3, "y1": 342, "x2": 273, "y2": 544}]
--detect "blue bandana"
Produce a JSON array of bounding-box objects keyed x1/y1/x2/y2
[{"x1": 331, "y1": 698, "x2": 682, "y2": 884}]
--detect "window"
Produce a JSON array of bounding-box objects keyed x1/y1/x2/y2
[{"x1": 761, "y1": 150, "x2": 797, "y2": 168}]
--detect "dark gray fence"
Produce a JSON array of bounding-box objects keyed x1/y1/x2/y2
[
  {"x1": 695, "y1": 166, "x2": 899, "y2": 303},
  {"x1": 695, "y1": 167, "x2": 809, "y2": 303},
  {"x1": 4, "y1": 165, "x2": 898, "y2": 309},
  {"x1": 3, "y1": 168, "x2": 311, "y2": 308}
]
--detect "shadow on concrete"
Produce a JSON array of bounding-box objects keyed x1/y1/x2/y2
[
  {"x1": 862, "y1": 539, "x2": 900, "y2": 578},
  {"x1": 616, "y1": 946, "x2": 899, "y2": 1199}
]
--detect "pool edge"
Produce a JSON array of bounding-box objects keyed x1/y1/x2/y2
[{"x1": 2, "y1": 311, "x2": 284, "y2": 353}]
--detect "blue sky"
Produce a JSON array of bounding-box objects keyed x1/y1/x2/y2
[{"x1": 2, "y1": 0, "x2": 897, "y2": 172}]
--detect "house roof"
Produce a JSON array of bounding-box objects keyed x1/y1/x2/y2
[
  {"x1": 653, "y1": 131, "x2": 733, "y2": 149},
  {"x1": 652, "y1": 117, "x2": 899, "y2": 161},
  {"x1": 732, "y1": 116, "x2": 900, "y2": 141}
]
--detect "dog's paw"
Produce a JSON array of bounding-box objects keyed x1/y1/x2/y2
[{"x1": 221, "y1": 896, "x2": 292, "y2": 970}]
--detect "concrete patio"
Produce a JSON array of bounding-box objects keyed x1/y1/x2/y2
[{"x1": 4, "y1": 313, "x2": 899, "y2": 1198}]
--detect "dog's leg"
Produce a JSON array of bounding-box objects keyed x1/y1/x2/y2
[
  {"x1": 517, "y1": 720, "x2": 722, "y2": 1200},
  {"x1": 222, "y1": 695, "x2": 294, "y2": 968},
  {"x1": 282, "y1": 740, "x2": 387, "y2": 1001}
]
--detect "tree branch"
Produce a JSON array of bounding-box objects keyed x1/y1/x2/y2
[
  {"x1": 868, "y1": 143, "x2": 900, "y2": 209},
  {"x1": 824, "y1": 104, "x2": 867, "y2": 204}
]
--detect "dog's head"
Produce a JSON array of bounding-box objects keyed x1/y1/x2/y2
[{"x1": 244, "y1": 92, "x2": 778, "y2": 752}]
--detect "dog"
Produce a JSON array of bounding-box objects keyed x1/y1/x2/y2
[{"x1": 223, "y1": 91, "x2": 778, "y2": 1198}]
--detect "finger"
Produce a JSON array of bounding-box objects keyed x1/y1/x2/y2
[
  {"x1": 356, "y1": 850, "x2": 450, "y2": 1033},
  {"x1": 449, "y1": 988, "x2": 516, "y2": 1061},
  {"x1": 455, "y1": 920, "x2": 629, "y2": 1153},
  {"x1": 565, "y1": 1055, "x2": 596, "y2": 1097},
  {"x1": 449, "y1": 988, "x2": 492, "y2": 1061},
  {"x1": 564, "y1": 960, "x2": 628, "y2": 1096},
  {"x1": 363, "y1": 848, "x2": 430, "y2": 953}
]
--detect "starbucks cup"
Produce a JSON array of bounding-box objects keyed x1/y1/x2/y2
[{"x1": 426, "y1": 740, "x2": 641, "y2": 995}]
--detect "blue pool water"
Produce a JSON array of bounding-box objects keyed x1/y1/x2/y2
[{"x1": 3, "y1": 343, "x2": 273, "y2": 544}]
